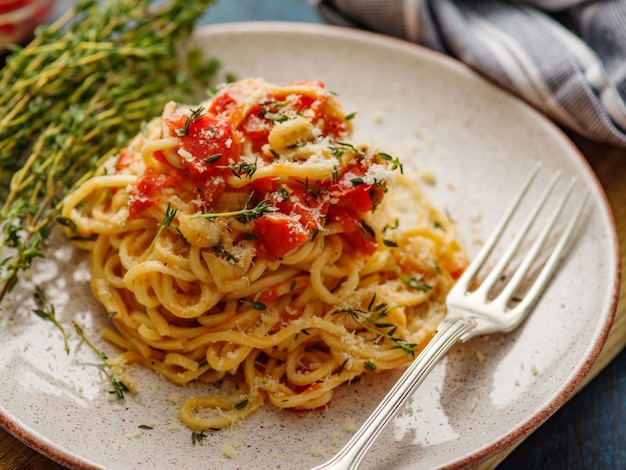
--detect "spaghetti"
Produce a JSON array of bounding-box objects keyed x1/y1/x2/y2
[{"x1": 61, "y1": 78, "x2": 466, "y2": 430}]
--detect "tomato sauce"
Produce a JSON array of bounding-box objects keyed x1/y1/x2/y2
[{"x1": 125, "y1": 79, "x2": 392, "y2": 258}]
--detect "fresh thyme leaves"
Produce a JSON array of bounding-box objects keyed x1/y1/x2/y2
[
  {"x1": 0, "y1": 0, "x2": 219, "y2": 301},
  {"x1": 147, "y1": 203, "x2": 177, "y2": 254},
  {"x1": 33, "y1": 286, "x2": 70, "y2": 353},
  {"x1": 275, "y1": 185, "x2": 290, "y2": 202},
  {"x1": 216, "y1": 156, "x2": 258, "y2": 179},
  {"x1": 393, "y1": 268, "x2": 433, "y2": 292},
  {"x1": 109, "y1": 378, "x2": 130, "y2": 400},
  {"x1": 295, "y1": 177, "x2": 326, "y2": 200},
  {"x1": 234, "y1": 399, "x2": 249, "y2": 410},
  {"x1": 73, "y1": 321, "x2": 130, "y2": 399},
  {"x1": 241, "y1": 300, "x2": 267, "y2": 310},
  {"x1": 364, "y1": 360, "x2": 377, "y2": 371},
  {"x1": 55, "y1": 216, "x2": 78, "y2": 233},
  {"x1": 332, "y1": 293, "x2": 417, "y2": 358},
  {"x1": 337, "y1": 357, "x2": 349, "y2": 376},
  {"x1": 194, "y1": 193, "x2": 273, "y2": 224},
  {"x1": 191, "y1": 429, "x2": 208, "y2": 445},
  {"x1": 328, "y1": 141, "x2": 357, "y2": 159},
  {"x1": 213, "y1": 243, "x2": 238, "y2": 263},
  {"x1": 175, "y1": 227, "x2": 190, "y2": 245},
  {"x1": 378, "y1": 152, "x2": 404, "y2": 173},
  {"x1": 138, "y1": 424, "x2": 154, "y2": 430},
  {"x1": 382, "y1": 238, "x2": 399, "y2": 248},
  {"x1": 383, "y1": 219, "x2": 400, "y2": 233},
  {"x1": 259, "y1": 99, "x2": 290, "y2": 121},
  {"x1": 357, "y1": 220, "x2": 376, "y2": 241},
  {"x1": 176, "y1": 106, "x2": 206, "y2": 136},
  {"x1": 345, "y1": 112, "x2": 357, "y2": 120},
  {"x1": 204, "y1": 153, "x2": 222, "y2": 164}
]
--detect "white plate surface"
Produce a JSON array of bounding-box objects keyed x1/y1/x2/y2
[{"x1": 0, "y1": 23, "x2": 619, "y2": 470}]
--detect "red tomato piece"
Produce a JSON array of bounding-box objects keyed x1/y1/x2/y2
[
  {"x1": 329, "y1": 164, "x2": 385, "y2": 213},
  {"x1": 253, "y1": 213, "x2": 309, "y2": 259},
  {"x1": 327, "y1": 207, "x2": 377, "y2": 255},
  {"x1": 165, "y1": 113, "x2": 240, "y2": 179},
  {"x1": 250, "y1": 177, "x2": 279, "y2": 196},
  {"x1": 115, "y1": 147, "x2": 136, "y2": 172},
  {"x1": 193, "y1": 174, "x2": 227, "y2": 212},
  {"x1": 240, "y1": 112, "x2": 273, "y2": 152},
  {"x1": 128, "y1": 170, "x2": 181, "y2": 219}
]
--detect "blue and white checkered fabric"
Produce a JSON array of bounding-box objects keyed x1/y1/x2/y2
[{"x1": 316, "y1": 0, "x2": 626, "y2": 147}]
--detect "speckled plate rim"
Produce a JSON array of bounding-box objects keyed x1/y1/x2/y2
[{"x1": 0, "y1": 22, "x2": 619, "y2": 470}]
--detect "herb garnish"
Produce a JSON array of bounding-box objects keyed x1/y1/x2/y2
[
  {"x1": 394, "y1": 268, "x2": 433, "y2": 292},
  {"x1": 191, "y1": 429, "x2": 208, "y2": 445},
  {"x1": 213, "y1": 243, "x2": 238, "y2": 263},
  {"x1": 216, "y1": 156, "x2": 258, "y2": 179},
  {"x1": 176, "y1": 106, "x2": 205, "y2": 136},
  {"x1": 234, "y1": 399, "x2": 249, "y2": 410},
  {"x1": 241, "y1": 300, "x2": 267, "y2": 310},
  {"x1": 333, "y1": 293, "x2": 417, "y2": 358},
  {"x1": 73, "y1": 321, "x2": 130, "y2": 399},
  {"x1": 194, "y1": 192, "x2": 273, "y2": 224},
  {"x1": 33, "y1": 286, "x2": 69, "y2": 353},
  {"x1": 378, "y1": 152, "x2": 404, "y2": 173},
  {"x1": 147, "y1": 203, "x2": 177, "y2": 254}
]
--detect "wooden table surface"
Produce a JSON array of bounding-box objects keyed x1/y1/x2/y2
[{"x1": 1, "y1": 2, "x2": 625, "y2": 469}]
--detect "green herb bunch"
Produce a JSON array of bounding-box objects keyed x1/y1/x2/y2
[{"x1": 0, "y1": 0, "x2": 219, "y2": 300}]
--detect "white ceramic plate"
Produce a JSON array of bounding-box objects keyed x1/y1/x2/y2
[{"x1": 0, "y1": 23, "x2": 619, "y2": 470}]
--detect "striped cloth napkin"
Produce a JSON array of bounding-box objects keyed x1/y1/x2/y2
[{"x1": 316, "y1": 0, "x2": 626, "y2": 147}]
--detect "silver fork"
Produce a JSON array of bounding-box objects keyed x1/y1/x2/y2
[{"x1": 312, "y1": 162, "x2": 588, "y2": 470}]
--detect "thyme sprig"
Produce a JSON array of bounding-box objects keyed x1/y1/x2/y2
[
  {"x1": 32, "y1": 286, "x2": 69, "y2": 353},
  {"x1": 333, "y1": 293, "x2": 417, "y2": 358},
  {"x1": 0, "y1": 0, "x2": 219, "y2": 302},
  {"x1": 216, "y1": 156, "x2": 258, "y2": 179},
  {"x1": 192, "y1": 429, "x2": 208, "y2": 444},
  {"x1": 176, "y1": 106, "x2": 206, "y2": 137},
  {"x1": 147, "y1": 203, "x2": 177, "y2": 255},
  {"x1": 194, "y1": 192, "x2": 274, "y2": 224},
  {"x1": 73, "y1": 321, "x2": 129, "y2": 399},
  {"x1": 393, "y1": 267, "x2": 433, "y2": 292}
]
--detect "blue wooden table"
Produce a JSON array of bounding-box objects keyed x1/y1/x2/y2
[{"x1": 2, "y1": 1, "x2": 624, "y2": 469}]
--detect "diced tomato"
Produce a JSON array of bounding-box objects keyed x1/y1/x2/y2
[
  {"x1": 165, "y1": 113, "x2": 240, "y2": 178},
  {"x1": 206, "y1": 88, "x2": 240, "y2": 118},
  {"x1": 193, "y1": 175, "x2": 227, "y2": 212},
  {"x1": 115, "y1": 148, "x2": 136, "y2": 172},
  {"x1": 240, "y1": 112, "x2": 274, "y2": 152},
  {"x1": 273, "y1": 184, "x2": 326, "y2": 232},
  {"x1": 128, "y1": 169, "x2": 182, "y2": 219},
  {"x1": 258, "y1": 288, "x2": 278, "y2": 305},
  {"x1": 293, "y1": 382, "x2": 323, "y2": 394},
  {"x1": 250, "y1": 177, "x2": 279, "y2": 195},
  {"x1": 308, "y1": 97, "x2": 349, "y2": 138},
  {"x1": 253, "y1": 213, "x2": 309, "y2": 259},
  {"x1": 153, "y1": 150, "x2": 168, "y2": 165},
  {"x1": 327, "y1": 206, "x2": 377, "y2": 255},
  {"x1": 328, "y1": 164, "x2": 385, "y2": 213}
]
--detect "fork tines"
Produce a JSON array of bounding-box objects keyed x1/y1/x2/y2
[{"x1": 455, "y1": 162, "x2": 588, "y2": 323}]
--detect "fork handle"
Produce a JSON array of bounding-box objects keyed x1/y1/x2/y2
[{"x1": 311, "y1": 317, "x2": 476, "y2": 470}]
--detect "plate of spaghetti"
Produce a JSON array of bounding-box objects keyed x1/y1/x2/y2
[{"x1": 0, "y1": 23, "x2": 618, "y2": 470}]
